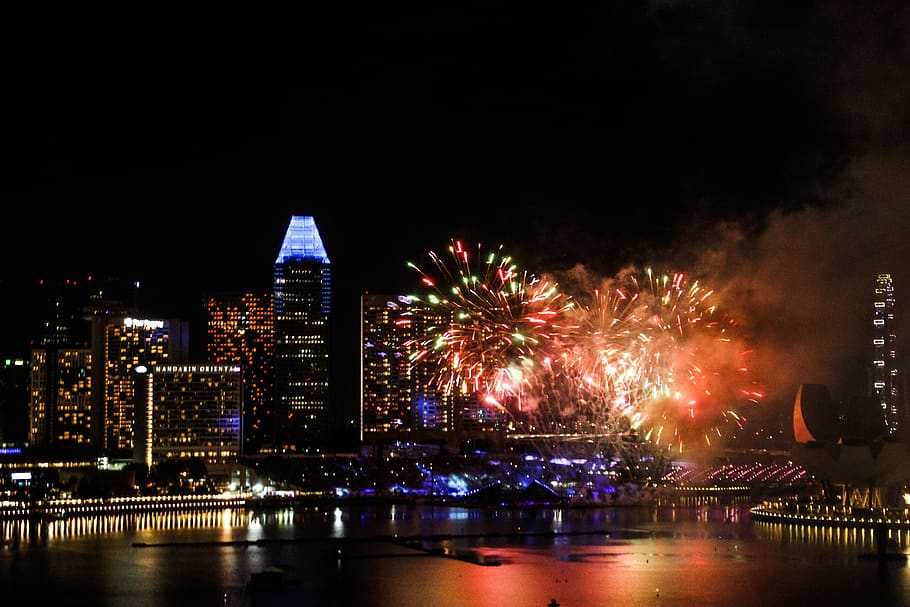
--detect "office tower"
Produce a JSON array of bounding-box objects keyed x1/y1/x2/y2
[
  {"x1": 0, "y1": 357, "x2": 29, "y2": 444},
  {"x1": 408, "y1": 303, "x2": 458, "y2": 433},
  {"x1": 28, "y1": 350, "x2": 49, "y2": 445},
  {"x1": 31, "y1": 275, "x2": 141, "y2": 447},
  {"x1": 361, "y1": 295, "x2": 462, "y2": 437},
  {"x1": 871, "y1": 273, "x2": 902, "y2": 436},
  {"x1": 206, "y1": 292, "x2": 274, "y2": 453},
  {"x1": 103, "y1": 317, "x2": 188, "y2": 451},
  {"x1": 36, "y1": 278, "x2": 91, "y2": 348},
  {"x1": 28, "y1": 348, "x2": 94, "y2": 447},
  {"x1": 133, "y1": 364, "x2": 241, "y2": 466},
  {"x1": 273, "y1": 216, "x2": 331, "y2": 451},
  {"x1": 361, "y1": 295, "x2": 414, "y2": 436},
  {"x1": 35, "y1": 275, "x2": 137, "y2": 348}
]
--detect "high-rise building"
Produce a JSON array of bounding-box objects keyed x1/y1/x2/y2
[
  {"x1": 28, "y1": 350, "x2": 49, "y2": 445},
  {"x1": 36, "y1": 278, "x2": 91, "y2": 348},
  {"x1": 273, "y1": 216, "x2": 331, "y2": 451},
  {"x1": 361, "y1": 295, "x2": 414, "y2": 436},
  {"x1": 103, "y1": 317, "x2": 188, "y2": 451},
  {"x1": 25, "y1": 276, "x2": 146, "y2": 450},
  {"x1": 361, "y1": 295, "x2": 471, "y2": 438},
  {"x1": 871, "y1": 273, "x2": 902, "y2": 436},
  {"x1": 406, "y1": 303, "x2": 459, "y2": 433},
  {"x1": 133, "y1": 364, "x2": 241, "y2": 466},
  {"x1": 206, "y1": 292, "x2": 274, "y2": 453},
  {"x1": 28, "y1": 348, "x2": 94, "y2": 447},
  {"x1": 35, "y1": 275, "x2": 139, "y2": 348},
  {"x1": 0, "y1": 357, "x2": 29, "y2": 444}
]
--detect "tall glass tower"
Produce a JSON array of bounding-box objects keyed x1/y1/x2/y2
[
  {"x1": 273, "y1": 216, "x2": 331, "y2": 451},
  {"x1": 871, "y1": 273, "x2": 901, "y2": 436}
]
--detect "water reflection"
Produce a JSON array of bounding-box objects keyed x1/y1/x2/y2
[
  {"x1": 3, "y1": 503, "x2": 909, "y2": 606},
  {"x1": 1, "y1": 499, "x2": 903, "y2": 555},
  {"x1": 0, "y1": 509, "x2": 274, "y2": 547},
  {"x1": 754, "y1": 521, "x2": 910, "y2": 553}
]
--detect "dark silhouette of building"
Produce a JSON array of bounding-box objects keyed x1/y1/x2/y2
[
  {"x1": 844, "y1": 395, "x2": 886, "y2": 443},
  {"x1": 0, "y1": 357, "x2": 29, "y2": 444},
  {"x1": 793, "y1": 384, "x2": 838, "y2": 443}
]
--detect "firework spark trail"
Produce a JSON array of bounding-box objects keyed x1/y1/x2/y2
[
  {"x1": 559, "y1": 268, "x2": 764, "y2": 453},
  {"x1": 403, "y1": 242, "x2": 762, "y2": 454},
  {"x1": 402, "y1": 240, "x2": 574, "y2": 398}
]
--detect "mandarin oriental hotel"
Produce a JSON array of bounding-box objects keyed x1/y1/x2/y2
[{"x1": 133, "y1": 364, "x2": 241, "y2": 466}]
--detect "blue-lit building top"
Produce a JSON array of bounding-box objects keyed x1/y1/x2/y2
[
  {"x1": 274, "y1": 216, "x2": 331, "y2": 317},
  {"x1": 275, "y1": 215, "x2": 330, "y2": 265},
  {"x1": 273, "y1": 215, "x2": 332, "y2": 450}
]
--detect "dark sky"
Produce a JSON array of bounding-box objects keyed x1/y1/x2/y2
[{"x1": 1, "y1": 4, "x2": 908, "y2": 432}]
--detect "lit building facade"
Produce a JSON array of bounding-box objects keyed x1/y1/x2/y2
[
  {"x1": 206, "y1": 292, "x2": 274, "y2": 453},
  {"x1": 28, "y1": 348, "x2": 94, "y2": 447},
  {"x1": 27, "y1": 350, "x2": 47, "y2": 445},
  {"x1": 457, "y1": 393, "x2": 505, "y2": 433},
  {"x1": 361, "y1": 295, "x2": 471, "y2": 438},
  {"x1": 273, "y1": 216, "x2": 331, "y2": 451},
  {"x1": 409, "y1": 304, "x2": 457, "y2": 433},
  {"x1": 871, "y1": 273, "x2": 902, "y2": 436},
  {"x1": 361, "y1": 295, "x2": 414, "y2": 436},
  {"x1": 134, "y1": 365, "x2": 241, "y2": 466},
  {"x1": 103, "y1": 318, "x2": 188, "y2": 451}
]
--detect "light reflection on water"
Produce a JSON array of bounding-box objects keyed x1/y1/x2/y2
[
  {"x1": 0, "y1": 509, "x2": 290, "y2": 546},
  {"x1": 0, "y1": 499, "x2": 899, "y2": 551},
  {"x1": 3, "y1": 502, "x2": 910, "y2": 606},
  {"x1": 754, "y1": 521, "x2": 910, "y2": 552}
]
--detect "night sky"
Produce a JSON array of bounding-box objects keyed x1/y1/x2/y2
[{"x1": 2, "y1": 4, "x2": 908, "y2": 436}]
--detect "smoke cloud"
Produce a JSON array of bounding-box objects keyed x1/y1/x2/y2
[
  {"x1": 702, "y1": 155, "x2": 910, "y2": 409},
  {"x1": 639, "y1": 1, "x2": 910, "y2": 414}
]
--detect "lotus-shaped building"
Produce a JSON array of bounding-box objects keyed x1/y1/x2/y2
[{"x1": 791, "y1": 383, "x2": 910, "y2": 507}]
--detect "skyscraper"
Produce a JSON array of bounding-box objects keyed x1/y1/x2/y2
[
  {"x1": 0, "y1": 357, "x2": 29, "y2": 444},
  {"x1": 206, "y1": 292, "x2": 275, "y2": 453},
  {"x1": 36, "y1": 279, "x2": 89, "y2": 348},
  {"x1": 30, "y1": 278, "x2": 95, "y2": 448},
  {"x1": 103, "y1": 317, "x2": 188, "y2": 451},
  {"x1": 407, "y1": 305, "x2": 457, "y2": 433},
  {"x1": 361, "y1": 295, "x2": 473, "y2": 438},
  {"x1": 273, "y1": 216, "x2": 331, "y2": 451},
  {"x1": 30, "y1": 275, "x2": 141, "y2": 447},
  {"x1": 871, "y1": 273, "x2": 902, "y2": 436},
  {"x1": 361, "y1": 295, "x2": 414, "y2": 437},
  {"x1": 133, "y1": 364, "x2": 241, "y2": 467},
  {"x1": 35, "y1": 275, "x2": 139, "y2": 348},
  {"x1": 28, "y1": 348, "x2": 94, "y2": 447}
]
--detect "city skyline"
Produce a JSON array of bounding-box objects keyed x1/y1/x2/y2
[
  {"x1": 1, "y1": 213, "x2": 907, "y2": 449},
  {"x1": 2, "y1": 6, "x2": 910, "y2": 605}
]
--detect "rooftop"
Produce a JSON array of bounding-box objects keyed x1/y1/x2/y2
[{"x1": 275, "y1": 216, "x2": 330, "y2": 265}]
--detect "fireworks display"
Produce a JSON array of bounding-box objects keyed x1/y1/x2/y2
[
  {"x1": 565, "y1": 268, "x2": 763, "y2": 453},
  {"x1": 402, "y1": 240, "x2": 574, "y2": 397},
  {"x1": 403, "y1": 240, "x2": 763, "y2": 455}
]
